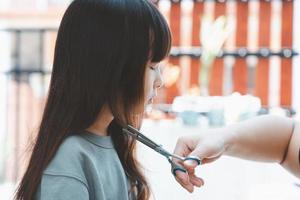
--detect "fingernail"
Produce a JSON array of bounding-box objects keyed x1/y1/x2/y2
[
  {"x1": 191, "y1": 177, "x2": 202, "y2": 187},
  {"x1": 188, "y1": 186, "x2": 194, "y2": 193},
  {"x1": 195, "y1": 181, "x2": 202, "y2": 187}
]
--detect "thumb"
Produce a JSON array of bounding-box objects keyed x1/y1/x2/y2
[
  {"x1": 183, "y1": 145, "x2": 211, "y2": 168},
  {"x1": 183, "y1": 148, "x2": 203, "y2": 169},
  {"x1": 184, "y1": 141, "x2": 225, "y2": 168}
]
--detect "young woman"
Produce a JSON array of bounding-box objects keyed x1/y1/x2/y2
[{"x1": 15, "y1": 0, "x2": 171, "y2": 199}]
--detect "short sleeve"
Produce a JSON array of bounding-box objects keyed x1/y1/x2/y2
[{"x1": 37, "y1": 173, "x2": 89, "y2": 200}]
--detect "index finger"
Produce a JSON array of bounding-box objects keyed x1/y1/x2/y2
[{"x1": 173, "y1": 137, "x2": 192, "y2": 160}]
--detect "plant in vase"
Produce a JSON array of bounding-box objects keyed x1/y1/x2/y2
[{"x1": 199, "y1": 15, "x2": 233, "y2": 96}]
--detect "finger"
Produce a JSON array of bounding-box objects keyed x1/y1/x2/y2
[
  {"x1": 173, "y1": 137, "x2": 192, "y2": 159},
  {"x1": 175, "y1": 176, "x2": 194, "y2": 193},
  {"x1": 174, "y1": 167, "x2": 203, "y2": 190},
  {"x1": 201, "y1": 155, "x2": 221, "y2": 165},
  {"x1": 183, "y1": 144, "x2": 219, "y2": 169},
  {"x1": 184, "y1": 168, "x2": 204, "y2": 187},
  {"x1": 174, "y1": 169, "x2": 189, "y2": 185},
  {"x1": 189, "y1": 174, "x2": 204, "y2": 187},
  {"x1": 184, "y1": 156, "x2": 201, "y2": 169},
  {"x1": 186, "y1": 167, "x2": 195, "y2": 174},
  {"x1": 174, "y1": 171, "x2": 194, "y2": 193},
  {"x1": 173, "y1": 138, "x2": 194, "y2": 174}
]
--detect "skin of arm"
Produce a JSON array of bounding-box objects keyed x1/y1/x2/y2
[
  {"x1": 225, "y1": 115, "x2": 300, "y2": 177},
  {"x1": 172, "y1": 115, "x2": 300, "y2": 193},
  {"x1": 281, "y1": 119, "x2": 300, "y2": 177}
]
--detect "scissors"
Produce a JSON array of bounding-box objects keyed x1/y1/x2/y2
[{"x1": 122, "y1": 125, "x2": 201, "y2": 176}]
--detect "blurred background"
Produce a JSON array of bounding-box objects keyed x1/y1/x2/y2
[{"x1": 0, "y1": 0, "x2": 300, "y2": 199}]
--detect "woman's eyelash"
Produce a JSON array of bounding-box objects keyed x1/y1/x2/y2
[{"x1": 150, "y1": 66, "x2": 156, "y2": 70}]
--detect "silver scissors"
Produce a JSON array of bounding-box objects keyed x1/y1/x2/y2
[{"x1": 122, "y1": 125, "x2": 201, "y2": 176}]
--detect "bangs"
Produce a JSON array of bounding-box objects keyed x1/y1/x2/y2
[{"x1": 147, "y1": 2, "x2": 172, "y2": 63}]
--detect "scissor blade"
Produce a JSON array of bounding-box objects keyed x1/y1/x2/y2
[
  {"x1": 122, "y1": 128, "x2": 158, "y2": 150},
  {"x1": 123, "y1": 126, "x2": 185, "y2": 161},
  {"x1": 127, "y1": 125, "x2": 162, "y2": 147}
]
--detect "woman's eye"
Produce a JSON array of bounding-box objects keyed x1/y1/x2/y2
[{"x1": 150, "y1": 66, "x2": 156, "y2": 70}]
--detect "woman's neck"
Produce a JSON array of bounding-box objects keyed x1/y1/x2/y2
[{"x1": 86, "y1": 105, "x2": 113, "y2": 136}]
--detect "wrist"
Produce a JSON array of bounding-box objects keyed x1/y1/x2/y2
[{"x1": 222, "y1": 124, "x2": 238, "y2": 156}]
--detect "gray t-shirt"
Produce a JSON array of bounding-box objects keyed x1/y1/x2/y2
[{"x1": 35, "y1": 131, "x2": 135, "y2": 200}]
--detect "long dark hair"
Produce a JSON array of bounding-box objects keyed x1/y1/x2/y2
[{"x1": 15, "y1": 0, "x2": 171, "y2": 199}]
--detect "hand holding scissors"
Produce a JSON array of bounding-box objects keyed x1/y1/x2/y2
[{"x1": 122, "y1": 125, "x2": 201, "y2": 177}]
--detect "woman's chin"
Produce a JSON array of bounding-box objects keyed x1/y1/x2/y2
[
  {"x1": 133, "y1": 99, "x2": 154, "y2": 115},
  {"x1": 145, "y1": 103, "x2": 153, "y2": 115}
]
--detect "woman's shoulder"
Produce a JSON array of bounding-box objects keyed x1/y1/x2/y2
[
  {"x1": 43, "y1": 134, "x2": 93, "y2": 180},
  {"x1": 53, "y1": 134, "x2": 91, "y2": 159},
  {"x1": 58, "y1": 134, "x2": 90, "y2": 152}
]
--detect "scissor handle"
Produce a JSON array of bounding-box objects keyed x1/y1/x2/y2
[
  {"x1": 169, "y1": 158, "x2": 187, "y2": 176},
  {"x1": 170, "y1": 156, "x2": 201, "y2": 176},
  {"x1": 183, "y1": 156, "x2": 202, "y2": 165},
  {"x1": 172, "y1": 165, "x2": 187, "y2": 176}
]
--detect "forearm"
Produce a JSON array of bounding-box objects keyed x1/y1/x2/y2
[
  {"x1": 281, "y1": 119, "x2": 300, "y2": 178},
  {"x1": 172, "y1": 115, "x2": 299, "y2": 191},
  {"x1": 224, "y1": 115, "x2": 295, "y2": 164}
]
